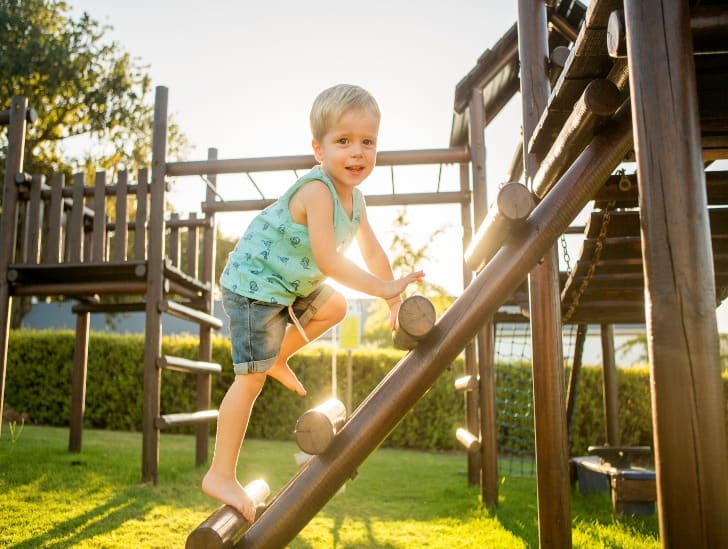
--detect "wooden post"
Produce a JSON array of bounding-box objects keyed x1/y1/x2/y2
[
  {"x1": 0, "y1": 96, "x2": 29, "y2": 437},
  {"x1": 141, "y1": 86, "x2": 168, "y2": 484},
  {"x1": 519, "y1": 0, "x2": 571, "y2": 546},
  {"x1": 600, "y1": 324, "x2": 620, "y2": 447},
  {"x1": 458, "y1": 160, "x2": 481, "y2": 489},
  {"x1": 565, "y1": 324, "x2": 587, "y2": 436},
  {"x1": 624, "y1": 1, "x2": 728, "y2": 546},
  {"x1": 197, "y1": 148, "x2": 218, "y2": 467},
  {"x1": 469, "y1": 87, "x2": 488, "y2": 488},
  {"x1": 478, "y1": 321, "x2": 498, "y2": 508},
  {"x1": 69, "y1": 312, "x2": 90, "y2": 452}
]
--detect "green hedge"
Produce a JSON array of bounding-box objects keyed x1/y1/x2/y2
[{"x1": 5, "y1": 330, "x2": 728, "y2": 455}]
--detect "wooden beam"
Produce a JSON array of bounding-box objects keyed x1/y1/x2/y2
[
  {"x1": 532, "y1": 79, "x2": 621, "y2": 198},
  {"x1": 624, "y1": 1, "x2": 728, "y2": 545},
  {"x1": 519, "y1": 1, "x2": 572, "y2": 547},
  {"x1": 166, "y1": 147, "x2": 470, "y2": 177}
]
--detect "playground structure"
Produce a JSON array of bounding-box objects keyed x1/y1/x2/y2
[{"x1": 1, "y1": 0, "x2": 727, "y2": 547}]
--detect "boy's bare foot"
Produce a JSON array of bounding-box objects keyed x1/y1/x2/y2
[
  {"x1": 202, "y1": 469, "x2": 256, "y2": 523},
  {"x1": 267, "y1": 362, "x2": 307, "y2": 395}
]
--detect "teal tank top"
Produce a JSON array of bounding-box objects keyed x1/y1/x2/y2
[{"x1": 220, "y1": 166, "x2": 364, "y2": 305}]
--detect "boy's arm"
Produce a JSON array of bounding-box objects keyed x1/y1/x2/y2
[
  {"x1": 302, "y1": 181, "x2": 422, "y2": 300},
  {"x1": 355, "y1": 206, "x2": 406, "y2": 327}
]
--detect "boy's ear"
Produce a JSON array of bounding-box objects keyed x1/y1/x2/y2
[{"x1": 312, "y1": 139, "x2": 323, "y2": 163}]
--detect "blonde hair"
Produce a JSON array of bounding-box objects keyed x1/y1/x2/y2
[{"x1": 310, "y1": 84, "x2": 380, "y2": 142}]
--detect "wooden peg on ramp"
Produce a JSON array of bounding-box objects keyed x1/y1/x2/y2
[
  {"x1": 294, "y1": 398, "x2": 347, "y2": 455},
  {"x1": 186, "y1": 479, "x2": 270, "y2": 549},
  {"x1": 393, "y1": 295, "x2": 436, "y2": 350}
]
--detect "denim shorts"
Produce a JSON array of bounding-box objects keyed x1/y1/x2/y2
[{"x1": 221, "y1": 284, "x2": 334, "y2": 375}]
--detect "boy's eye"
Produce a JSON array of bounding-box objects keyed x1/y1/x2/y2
[
  {"x1": 337, "y1": 137, "x2": 349, "y2": 145},
  {"x1": 363, "y1": 139, "x2": 375, "y2": 146}
]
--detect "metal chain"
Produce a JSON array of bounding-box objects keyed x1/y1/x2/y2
[
  {"x1": 562, "y1": 199, "x2": 616, "y2": 322},
  {"x1": 560, "y1": 234, "x2": 572, "y2": 276}
]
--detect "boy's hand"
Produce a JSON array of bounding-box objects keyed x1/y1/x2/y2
[
  {"x1": 382, "y1": 271, "x2": 425, "y2": 301},
  {"x1": 382, "y1": 271, "x2": 425, "y2": 329}
]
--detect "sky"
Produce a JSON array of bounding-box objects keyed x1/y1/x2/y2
[{"x1": 64, "y1": 0, "x2": 728, "y2": 335}]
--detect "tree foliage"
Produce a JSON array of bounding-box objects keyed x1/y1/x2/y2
[{"x1": 0, "y1": 0, "x2": 187, "y2": 191}]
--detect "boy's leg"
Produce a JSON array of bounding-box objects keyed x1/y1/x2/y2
[
  {"x1": 267, "y1": 291, "x2": 347, "y2": 395},
  {"x1": 202, "y1": 372, "x2": 266, "y2": 522}
]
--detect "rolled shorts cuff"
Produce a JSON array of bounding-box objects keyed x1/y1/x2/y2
[
  {"x1": 233, "y1": 356, "x2": 277, "y2": 375},
  {"x1": 292, "y1": 284, "x2": 335, "y2": 329}
]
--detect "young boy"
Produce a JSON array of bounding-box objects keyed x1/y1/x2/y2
[{"x1": 202, "y1": 84, "x2": 424, "y2": 522}]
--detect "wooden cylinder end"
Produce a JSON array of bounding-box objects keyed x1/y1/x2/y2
[
  {"x1": 294, "y1": 410, "x2": 336, "y2": 455},
  {"x1": 496, "y1": 182, "x2": 535, "y2": 221}
]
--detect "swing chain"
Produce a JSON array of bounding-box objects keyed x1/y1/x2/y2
[
  {"x1": 562, "y1": 199, "x2": 616, "y2": 322},
  {"x1": 560, "y1": 234, "x2": 572, "y2": 276}
]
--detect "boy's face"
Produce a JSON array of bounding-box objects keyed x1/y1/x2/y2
[{"x1": 312, "y1": 108, "x2": 379, "y2": 193}]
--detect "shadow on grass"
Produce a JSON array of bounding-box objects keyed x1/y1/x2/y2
[
  {"x1": 493, "y1": 475, "x2": 659, "y2": 547},
  {"x1": 329, "y1": 511, "x2": 399, "y2": 549},
  {"x1": 11, "y1": 491, "x2": 153, "y2": 549}
]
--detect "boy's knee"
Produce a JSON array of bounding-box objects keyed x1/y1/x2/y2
[{"x1": 326, "y1": 291, "x2": 348, "y2": 324}]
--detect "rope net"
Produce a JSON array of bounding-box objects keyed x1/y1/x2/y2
[{"x1": 494, "y1": 320, "x2": 579, "y2": 477}]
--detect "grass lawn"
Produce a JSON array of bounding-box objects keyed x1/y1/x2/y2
[{"x1": 0, "y1": 425, "x2": 659, "y2": 548}]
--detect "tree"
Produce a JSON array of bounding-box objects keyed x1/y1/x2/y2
[
  {"x1": 362, "y1": 208, "x2": 454, "y2": 347},
  {"x1": 1, "y1": 0, "x2": 188, "y2": 328},
  {"x1": 0, "y1": 0, "x2": 187, "y2": 191}
]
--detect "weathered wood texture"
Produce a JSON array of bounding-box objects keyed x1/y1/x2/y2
[
  {"x1": 519, "y1": 1, "x2": 572, "y2": 548},
  {"x1": 186, "y1": 480, "x2": 270, "y2": 549},
  {"x1": 0, "y1": 97, "x2": 30, "y2": 437},
  {"x1": 294, "y1": 399, "x2": 347, "y2": 455},
  {"x1": 625, "y1": 1, "x2": 728, "y2": 547},
  {"x1": 392, "y1": 296, "x2": 436, "y2": 351}
]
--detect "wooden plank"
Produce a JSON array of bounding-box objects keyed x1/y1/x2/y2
[
  {"x1": 168, "y1": 213, "x2": 180, "y2": 267},
  {"x1": 23, "y1": 174, "x2": 44, "y2": 265},
  {"x1": 67, "y1": 173, "x2": 85, "y2": 263},
  {"x1": 91, "y1": 172, "x2": 107, "y2": 262},
  {"x1": 44, "y1": 173, "x2": 64, "y2": 264},
  {"x1": 134, "y1": 168, "x2": 148, "y2": 261},
  {"x1": 113, "y1": 170, "x2": 129, "y2": 261},
  {"x1": 186, "y1": 213, "x2": 199, "y2": 279}
]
